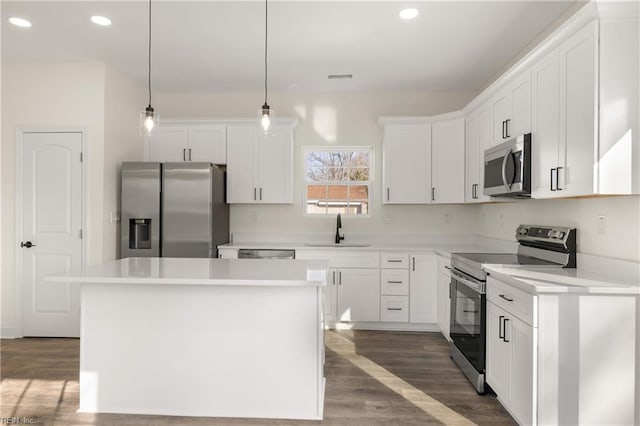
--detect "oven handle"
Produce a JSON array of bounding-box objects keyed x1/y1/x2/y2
[
  {"x1": 501, "y1": 148, "x2": 513, "y2": 191},
  {"x1": 450, "y1": 269, "x2": 484, "y2": 294}
]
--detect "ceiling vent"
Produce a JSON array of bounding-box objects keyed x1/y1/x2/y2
[{"x1": 328, "y1": 74, "x2": 353, "y2": 80}]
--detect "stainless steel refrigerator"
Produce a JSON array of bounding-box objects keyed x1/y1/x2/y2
[{"x1": 120, "y1": 162, "x2": 229, "y2": 259}]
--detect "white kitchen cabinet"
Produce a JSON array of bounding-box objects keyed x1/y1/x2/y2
[
  {"x1": 431, "y1": 118, "x2": 465, "y2": 204},
  {"x1": 335, "y1": 268, "x2": 380, "y2": 322},
  {"x1": 531, "y1": 20, "x2": 598, "y2": 198},
  {"x1": 436, "y1": 256, "x2": 451, "y2": 340},
  {"x1": 146, "y1": 122, "x2": 226, "y2": 164},
  {"x1": 380, "y1": 252, "x2": 410, "y2": 322},
  {"x1": 491, "y1": 72, "x2": 531, "y2": 146},
  {"x1": 464, "y1": 104, "x2": 493, "y2": 203},
  {"x1": 409, "y1": 254, "x2": 437, "y2": 324},
  {"x1": 486, "y1": 301, "x2": 534, "y2": 425},
  {"x1": 295, "y1": 250, "x2": 380, "y2": 325},
  {"x1": 381, "y1": 121, "x2": 431, "y2": 204},
  {"x1": 226, "y1": 123, "x2": 294, "y2": 204}
]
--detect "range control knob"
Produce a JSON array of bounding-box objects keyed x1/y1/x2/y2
[
  {"x1": 518, "y1": 227, "x2": 528, "y2": 235},
  {"x1": 556, "y1": 231, "x2": 565, "y2": 239}
]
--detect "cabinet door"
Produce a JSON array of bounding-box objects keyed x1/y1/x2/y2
[
  {"x1": 258, "y1": 125, "x2": 293, "y2": 203},
  {"x1": 509, "y1": 71, "x2": 532, "y2": 138},
  {"x1": 147, "y1": 125, "x2": 189, "y2": 162},
  {"x1": 336, "y1": 268, "x2": 380, "y2": 322},
  {"x1": 508, "y1": 315, "x2": 535, "y2": 426},
  {"x1": 436, "y1": 258, "x2": 451, "y2": 340},
  {"x1": 465, "y1": 112, "x2": 480, "y2": 203},
  {"x1": 558, "y1": 20, "x2": 598, "y2": 196},
  {"x1": 477, "y1": 104, "x2": 494, "y2": 200},
  {"x1": 486, "y1": 302, "x2": 510, "y2": 398},
  {"x1": 492, "y1": 91, "x2": 510, "y2": 145},
  {"x1": 531, "y1": 49, "x2": 561, "y2": 198},
  {"x1": 382, "y1": 123, "x2": 431, "y2": 204},
  {"x1": 226, "y1": 125, "x2": 259, "y2": 203},
  {"x1": 409, "y1": 254, "x2": 437, "y2": 324},
  {"x1": 188, "y1": 125, "x2": 227, "y2": 164},
  {"x1": 324, "y1": 269, "x2": 338, "y2": 323},
  {"x1": 431, "y1": 118, "x2": 465, "y2": 204}
]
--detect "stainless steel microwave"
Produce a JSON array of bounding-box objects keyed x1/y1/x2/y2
[{"x1": 483, "y1": 133, "x2": 531, "y2": 198}]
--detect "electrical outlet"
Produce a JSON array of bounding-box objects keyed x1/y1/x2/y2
[
  {"x1": 251, "y1": 211, "x2": 258, "y2": 224},
  {"x1": 383, "y1": 215, "x2": 394, "y2": 224},
  {"x1": 444, "y1": 212, "x2": 451, "y2": 224},
  {"x1": 597, "y1": 214, "x2": 606, "y2": 235},
  {"x1": 499, "y1": 213, "x2": 504, "y2": 227}
]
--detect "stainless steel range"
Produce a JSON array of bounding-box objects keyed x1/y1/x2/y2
[{"x1": 449, "y1": 224, "x2": 576, "y2": 393}]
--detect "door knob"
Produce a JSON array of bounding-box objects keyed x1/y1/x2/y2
[{"x1": 20, "y1": 241, "x2": 35, "y2": 248}]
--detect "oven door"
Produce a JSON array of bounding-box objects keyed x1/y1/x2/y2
[{"x1": 449, "y1": 269, "x2": 486, "y2": 373}]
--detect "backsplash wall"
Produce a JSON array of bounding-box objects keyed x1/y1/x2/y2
[{"x1": 477, "y1": 196, "x2": 640, "y2": 262}]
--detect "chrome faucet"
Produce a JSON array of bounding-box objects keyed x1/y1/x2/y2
[{"x1": 335, "y1": 213, "x2": 345, "y2": 244}]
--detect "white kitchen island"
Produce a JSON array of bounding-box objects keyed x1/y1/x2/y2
[{"x1": 51, "y1": 257, "x2": 327, "y2": 420}]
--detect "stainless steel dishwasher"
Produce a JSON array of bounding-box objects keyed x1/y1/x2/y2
[{"x1": 237, "y1": 249, "x2": 296, "y2": 259}]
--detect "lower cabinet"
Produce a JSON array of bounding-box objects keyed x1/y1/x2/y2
[
  {"x1": 436, "y1": 256, "x2": 451, "y2": 340},
  {"x1": 409, "y1": 254, "x2": 438, "y2": 324},
  {"x1": 486, "y1": 301, "x2": 534, "y2": 425},
  {"x1": 335, "y1": 268, "x2": 380, "y2": 322}
]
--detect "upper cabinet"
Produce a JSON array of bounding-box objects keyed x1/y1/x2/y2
[
  {"x1": 146, "y1": 122, "x2": 226, "y2": 164},
  {"x1": 465, "y1": 104, "x2": 493, "y2": 203},
  {"x1": 381, "y1": 115, "x2": 465, "y2": 205},
  {"x1": 381, "y1": 120, "x2": 431, "y2": 204},
  {"x1": 431, "y1": 118, "x2": 465, "y2": 204},
  {"x1": 491, "y1": 72, "x2": 532, "y2": 146},
  {"x1": 226, "y1": 122, "x2": 294, "y2": 204}
]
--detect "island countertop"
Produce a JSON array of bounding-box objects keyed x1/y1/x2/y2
[{"x1": 49, "y1": 257, "x2": 328, "y2": 287}]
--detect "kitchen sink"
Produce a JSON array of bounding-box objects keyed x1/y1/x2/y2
[{"x1": 304, "y1": 243, "x2": 371, "y2": 248}]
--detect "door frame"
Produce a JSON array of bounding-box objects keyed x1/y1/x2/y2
[{"x1": 14, "y1": 126, "x2": 88, "y2": 338}]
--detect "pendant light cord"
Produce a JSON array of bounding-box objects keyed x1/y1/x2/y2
[
  {"x1": 264, "y1": 0, "x2": 268, "y2": 105},
  {"x1": 148, "y1": 0, "x2": 152, "y2": 107}
]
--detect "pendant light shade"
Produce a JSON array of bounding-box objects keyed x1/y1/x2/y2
[
  {"x1": 140, "y1": 0, "x2": 158, "y2": 136},
  {"x1": 258, "y1": 0, "x2": 274, "y2": 135}
]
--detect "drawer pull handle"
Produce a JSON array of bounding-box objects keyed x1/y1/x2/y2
[
  {"x1": 463, "y1": 310, "x2": 478, "y2": 313},
  {"x1": 387, "y1": 307, "x2": 403, "y2": 311},
  {"x1": 499, "y1": 294, "x2": 514, "y2": 302},
  {"x1": 387, "y1": 259, "x2": 403, "y2": 263},
  {"x1": 387, "y1": 281, "x2": 403, "y2": 284}
]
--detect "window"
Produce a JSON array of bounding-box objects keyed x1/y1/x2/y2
[{"x1": 304, "y1": 147, "x2": 372, "y2": 215}]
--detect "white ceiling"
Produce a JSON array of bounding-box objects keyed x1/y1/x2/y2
[{"x1": 1, "y1": 1, "x2": 578, "y2": 93}]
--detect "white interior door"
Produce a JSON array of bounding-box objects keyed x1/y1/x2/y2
[{"x1": 21, "y1": 132, "x2": 83, "y2": 337}]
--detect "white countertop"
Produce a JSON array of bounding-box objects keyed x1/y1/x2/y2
[
  {"x1": 48, "y1": 257, "x2": 328, "y2": 287},
  {"x1": 485, "y1": 265, "x2": 640, "y2": 295}
]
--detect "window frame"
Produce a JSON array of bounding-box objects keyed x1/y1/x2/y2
[{"x1": 302, "y1": 146, "x2": 374, "y2": 218}]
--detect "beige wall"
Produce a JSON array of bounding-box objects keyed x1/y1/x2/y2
[
  {"x1": 103, "y1": 64, "x2": 146, "y2": 260},
  {"x1": 156, "y1": 90, "x2": 480, "y2": 238},
  {"x1": 1, "y1": 61, "x2": 144, "y2": 336},
  {"x1": 477, "y1": 196, "x2": 640, "y2": 261}
]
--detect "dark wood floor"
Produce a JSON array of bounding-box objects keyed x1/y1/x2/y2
[{"x1": 1, "y1": 330, "x2": 515, "y2": 425}]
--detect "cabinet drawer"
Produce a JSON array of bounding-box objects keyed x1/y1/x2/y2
[
  {"x1": 380, "y1": 252, "x2": 410, "y2": 269},
  {"x1": 380, "y1": 296, "x2": 409, "y2": 322},
  {"x1": 487, "y1": 276, "x2": 536, "y2": 326},
  {"x1": 380, "y1": 269, "x2": 409, "y2": 295}
]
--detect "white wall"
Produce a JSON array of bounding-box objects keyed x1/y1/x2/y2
[
  {"x1": 103, "y1": 64, "x2": 146, "y2": 260},
  {"x1": 477, "y1": 196, "x2": 640, "y2": 262},
  {"x1": 155, "y1": 90, "x2": 479, "y2": 238},
  {"x1": 0, "y1": 61, "x2": 145, "y2": 336}
]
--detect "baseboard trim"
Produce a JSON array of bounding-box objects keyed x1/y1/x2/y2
[{"x1": 329, "y1": 321, "x2": 442, "y2": 333}]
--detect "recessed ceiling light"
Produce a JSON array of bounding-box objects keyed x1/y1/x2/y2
[
  {"x1": 399, "y1": 8, "x2": 419, "y2": 20},
  {"x1": 8, "y1": 17, "x2": 32, "y2": 28},
  {"x1": 90, "y1": 15, "x2": 112, "y2": 26}
]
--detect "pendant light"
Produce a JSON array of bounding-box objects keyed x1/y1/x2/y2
[
  {"x1": 140, "y1": 0, "x2": 158, "y2": 135},
  {"x1": 258, "y1": 0, "x2": 274, "y2": 135}
]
